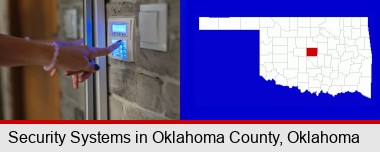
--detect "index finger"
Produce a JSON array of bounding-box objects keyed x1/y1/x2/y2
[{"x1": 93, "y1": 40, "x2": 122, "y2": 57}]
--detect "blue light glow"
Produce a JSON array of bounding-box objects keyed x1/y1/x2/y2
[{"x1": 110, "y1": 39, "x2": 127, "y2": 60}]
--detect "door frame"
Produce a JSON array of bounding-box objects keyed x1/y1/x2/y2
[{"x1": 84, "y1": 0, "x2": 108, "y2": 120}]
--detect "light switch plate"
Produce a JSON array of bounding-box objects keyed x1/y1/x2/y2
[
  {"x1": 139, "y1": 11, "x2": 158, "y2": 43},
  {"x1": 64, "y1": 9, "x2": 77, "y2": 39},
  {"x1": 139, "y1": 4, "x2": 167, "y2": 52}
]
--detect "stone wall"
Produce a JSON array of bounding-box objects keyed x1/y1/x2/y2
[{"x1": 106, "y1": 0, "x2": 180, "y2": 119}]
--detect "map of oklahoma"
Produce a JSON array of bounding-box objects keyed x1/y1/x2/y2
[{"x1": 199, "y1": 17, "x2": 372, "y2": 98}]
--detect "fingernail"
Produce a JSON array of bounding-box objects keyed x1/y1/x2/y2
[{"x1": 95, "y1": 64, "x2": 100, "y2": 71}]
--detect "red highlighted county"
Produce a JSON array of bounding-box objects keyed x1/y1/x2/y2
[{"x1": 307, "y1": 48, "x2": 318, "y2": 56}]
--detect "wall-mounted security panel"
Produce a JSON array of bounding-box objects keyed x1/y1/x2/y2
[
  {"x1": 107, "y1": 17, "x2": 134, "y2": 62},
  {"x1": 139, "y1": 4, "x2": 167, "y2": 52}
]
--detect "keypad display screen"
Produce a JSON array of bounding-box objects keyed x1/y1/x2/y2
[{"x1": 111, "y1": 24, "x2": 127, "y2": 33}]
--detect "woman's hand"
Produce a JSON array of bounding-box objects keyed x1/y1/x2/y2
[{"x1": 50, "y1": 39, "x2": 122, "y2": 89}]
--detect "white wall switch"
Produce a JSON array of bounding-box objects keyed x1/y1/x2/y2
[
  {"x1": 140, "y1": 11, "x2": 158, "y2": 43},
  {"x1": 64, "y1": 9, "x2": 77, "y2": 39},
  {"x1": 107, "y1": 17, "x2": 134, "y2": 62},
  {"x1": 139, "y1": 4, "x2": 167, "y2": 52}
]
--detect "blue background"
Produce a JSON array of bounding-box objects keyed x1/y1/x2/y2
[{"x1": 180, "y1": 0, "x2": 379, "y2": 119}]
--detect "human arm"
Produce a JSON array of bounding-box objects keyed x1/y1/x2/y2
[
  {"x1": 0, "y1": 34, "x2": 55, "y2": 67},
  {"x1": 0, "y1": 34, "x2": 121, "y2": 88}
]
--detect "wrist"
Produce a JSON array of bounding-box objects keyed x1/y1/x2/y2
[
  {"x1": 28, "y1": 40, "x2": 55, "y2": 66},
  {"x1": 43, "y1": 42, "x2": 60, "y2": 71}
]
